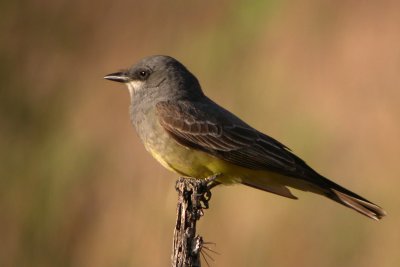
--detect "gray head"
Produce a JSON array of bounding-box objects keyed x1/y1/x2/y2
[{"x1": 104, "y1": 55, "x2": 204, "y2": 102}]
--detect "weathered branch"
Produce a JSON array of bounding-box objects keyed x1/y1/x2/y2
[{"x1": 171, "y1": 177, "x2": 213, "y2": 267}]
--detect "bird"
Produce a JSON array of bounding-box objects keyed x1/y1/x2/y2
[{"x1": 104, "y1": 55, "x2": 386, "y2": 220}]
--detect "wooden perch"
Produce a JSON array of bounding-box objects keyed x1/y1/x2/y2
[{"x1": 171, "y1": 177, "x2": 214, "y2": 267}]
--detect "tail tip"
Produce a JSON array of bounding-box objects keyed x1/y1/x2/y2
[{"x1": 331, "y1": 189, "x2": 386, "y2": 221}]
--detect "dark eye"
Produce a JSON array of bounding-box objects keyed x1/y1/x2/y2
[{"x1": 138, "y1": 70, "x2": 149, "y2": 79}]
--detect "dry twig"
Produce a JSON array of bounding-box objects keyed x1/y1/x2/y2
[{"x1": 171, "y1": 177, "x2": 217, "y2": 267}]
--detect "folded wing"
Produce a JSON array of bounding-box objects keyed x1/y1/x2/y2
[{"x1": 156, "y1": 100, "x2": 301, "y2": 176}]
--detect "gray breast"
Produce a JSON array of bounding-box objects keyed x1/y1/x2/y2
[{"x1": 129, "y1": 104, "x2": 170, "y2": 151}]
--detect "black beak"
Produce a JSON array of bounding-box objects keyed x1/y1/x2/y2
[{"x1": 104, "y1": 72, "x2": 130, "y2": 83}]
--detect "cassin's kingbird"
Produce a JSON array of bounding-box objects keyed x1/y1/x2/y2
[{"x1": 104, "y1": 55, "x2": 386, "y2": 220}]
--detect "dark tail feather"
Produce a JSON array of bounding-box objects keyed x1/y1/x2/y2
[{"x1": 323, "y1": 181, "x2": 386, "y2": 221}]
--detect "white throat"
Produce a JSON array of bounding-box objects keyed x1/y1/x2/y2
[{"x1": 126, "y1": 81, "x2": 145, "y2": 98}]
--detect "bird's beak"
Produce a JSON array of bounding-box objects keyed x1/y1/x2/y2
[{"x1": 104, "y1": 72, "x2": 130, "y2": 83}]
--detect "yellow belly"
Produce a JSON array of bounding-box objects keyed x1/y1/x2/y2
[
  {"x1": 146, "y1": 141, "x2": 288, "y2": 187},
  {"x1": 146, "y1": 143, "x2": 244, "y2": 184}
]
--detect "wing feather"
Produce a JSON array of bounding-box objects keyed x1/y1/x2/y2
[{"x1": 156, "y1": 100, "x2": 299, "y2": 174}]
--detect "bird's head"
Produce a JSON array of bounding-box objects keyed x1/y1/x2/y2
[{"x1": 104, "y1": 55, "x2": 204, "y2": 101}]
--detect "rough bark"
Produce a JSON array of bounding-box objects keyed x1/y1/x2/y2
[{"x1": 171, "y1": 177, "x2": 212, "y2": 267}]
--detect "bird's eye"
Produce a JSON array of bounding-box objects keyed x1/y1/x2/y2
[{"x1": 138, "y1": 70, "x2": 149, "y2": 79}]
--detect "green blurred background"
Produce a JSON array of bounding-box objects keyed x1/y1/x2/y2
[{"x1": 1, "y1": 0, "x2": 399, "y2": 266}]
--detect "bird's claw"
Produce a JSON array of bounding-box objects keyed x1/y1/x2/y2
[{"x1": 198, "y1": 173, "x2": 221, "y2": 209}]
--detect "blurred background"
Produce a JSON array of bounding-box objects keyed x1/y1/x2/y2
[{"x1": 1, "y1": 0, "x2": 399, "y2": 266}]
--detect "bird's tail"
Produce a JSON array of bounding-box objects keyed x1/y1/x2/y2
[
  {"x1": 319, "y1": 177, "x2": 386, "y2": 221},
  {"x1": 242, "y1": 173, "x2": 386, "y2": 220}
]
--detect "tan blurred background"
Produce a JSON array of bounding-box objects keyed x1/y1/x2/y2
[{"x1": 1, "y1": 0, "x2": 399, "y2": 266}]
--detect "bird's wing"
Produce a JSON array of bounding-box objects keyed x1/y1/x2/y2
[
  {"x1": 156, "y1": 100, "x2": 305, "y2": 176},
  {"x1": 156, "y1": 100, "x2": 387, "y2": 220}
]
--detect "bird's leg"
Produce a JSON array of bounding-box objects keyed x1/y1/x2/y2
[
  {"x1": 206, "y1": 173, "x2": 221, "y2": 190},
  {"x1": 198, "y1": 173, "x2": 221, "y2": 209}
]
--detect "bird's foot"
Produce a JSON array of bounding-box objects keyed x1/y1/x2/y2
[
  {"x1": 198, "y1": 173, "x2": 221, "y2": 209},
  {"x1": 205, "y1": 173, "x2": 221, "y2": 190}
]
